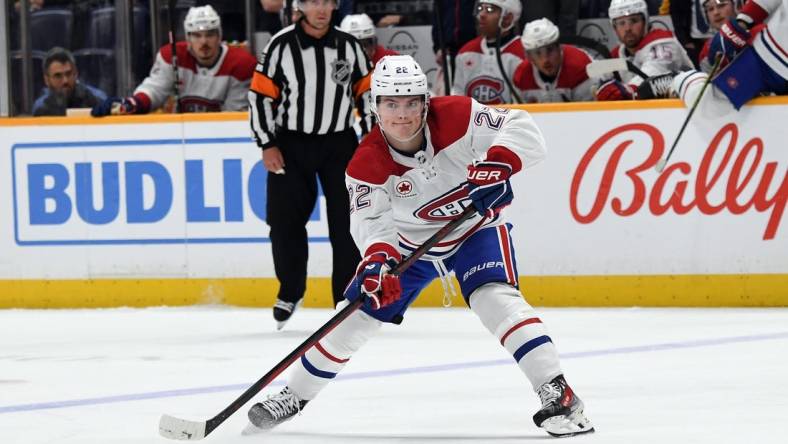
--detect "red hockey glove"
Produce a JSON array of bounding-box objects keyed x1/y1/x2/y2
[
  {"x1": 595, "y1": 79, "x2": 636, "y2": 101},
  {"x1": 344, "y1": 253, "x2": 402, "y2": 310}
]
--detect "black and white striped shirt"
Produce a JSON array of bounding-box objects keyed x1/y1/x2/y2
[{"x1": 249, "y1": 22, "x2": 373, "y2": 149}]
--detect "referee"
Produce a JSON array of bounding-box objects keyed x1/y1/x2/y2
[{"x1": 249, "y1": 0, "x2": 371, "y2": 329}]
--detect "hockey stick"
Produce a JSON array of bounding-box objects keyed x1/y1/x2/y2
[
  {"x1": 494, "y1": 27, "x2": 522, "y2": 104},
  {"x1": 167, "y1": 0, "x2": 181, "y2": 113},
  {"x1": 585, "y1": 58, "x2": 649, "y2": 80},
  {"x1": 159, "y1": 205, "x2": 477, "y2": 440},
  {"x1": 654, "y1": 54, "x2": 724, "y2": 173}
]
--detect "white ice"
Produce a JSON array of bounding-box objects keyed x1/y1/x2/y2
[{"x1": 2, "y1": 306, "x2": 787, "y2": 444}]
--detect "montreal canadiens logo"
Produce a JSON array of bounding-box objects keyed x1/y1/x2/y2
[
  {"x1": 395, "y1": 179, "x2": 416, "y2": 197},
  {"x1": 414, "y1": 186, "x2": 472, "y2": 221},
  {"x1": 467, "y1": 76, "x2": 505, "y2": 104}
]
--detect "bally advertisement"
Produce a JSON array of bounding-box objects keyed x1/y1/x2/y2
[{"x1": 0, "y1": 99, "x2": 785, "y2": 308}]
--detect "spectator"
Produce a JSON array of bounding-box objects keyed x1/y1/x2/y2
[
  {"x1": 595, "y1": 0, "x2": 693, "y2": 100},
  {"x1": 91, "y1": 5, "x2": 256, "y2": 116},
  {"x1": 340, "y1": 13, "x2": 398, "y2": 65},
  {"x1": 697, "y1": 1, "x2": 743, "y2": 72},
  {"x1": 513, "y1": 18, "x2": 594, "y2": 102},
  {"x1": 248, "y1": 0, "x2": 370, "y2": 328},
  {"x1": 452, "y1": 0, "x2": 524, "y2": 104},
  {"x1": 32, "y1": 46, "x2": 107, "y2": 116},
  {"x1": 520, "y1": 0, "x2": 580, "y2": 38}
]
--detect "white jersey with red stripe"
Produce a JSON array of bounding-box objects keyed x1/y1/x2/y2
[
  {"x1": 745, "y1": 0, "x2": 788, "y2": 80},
  {"x1": 452, "y1": 35, "x2": 526, "y2": 105},
  {"x1": 345, "y1": 96, "x2": 546, "y2": 261},
  {"x1": 513, "y1": 44, "x2": 595, "y2": 103},
  {"x1": 133, "y1": 41, "x2": 256, "y2": 113},
  {"x1": 610, "y1": 29, "x2": 694, "y2": 87}
]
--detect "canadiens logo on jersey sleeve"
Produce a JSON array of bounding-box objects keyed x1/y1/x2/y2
[
  {"x1": 414, "y1": 185, "x2": 471, "y2": 221},
  {"x1": 466, "y1": 76, "x2": 505, "y2": 104},
  {"x1": 394, "y1": 179, "x2": 417, "y2": 198}
]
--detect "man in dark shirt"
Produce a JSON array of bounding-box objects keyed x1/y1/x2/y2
[{"x1": 33, "y1": 47, "x2": 106, "y2": 116}]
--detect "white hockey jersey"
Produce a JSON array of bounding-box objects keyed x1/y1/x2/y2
[
  {"x1": 345, "y1": 96, "x2": 546, "y2": 261},
  {"x1": 452, "y1": 35, "x2": 526, "y2": 105},
  {"x1": 512, "y1": 44, "x2": 595, "y2": 103},
  {"x1": 610, "y1": 29, "x2": 694, "y2": 87},
  {"x1": 745, "y1": 0, "x2": 788, "y2": 80},
  {"x1": 133, "y1": 41, "x2": 256, "y2": 113}
]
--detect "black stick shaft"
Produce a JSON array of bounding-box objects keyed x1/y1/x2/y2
[
  {"x1": 662, "y1": 55, "x2": 724, "y2": 167},
  {"x1": 167, "y1": 0, "x2": 181, "y2": 113},
  {"x1": 202, "y1": 206, "x2": 477, "y2": 436}
]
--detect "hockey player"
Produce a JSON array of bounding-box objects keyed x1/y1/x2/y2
[
  {"x1": 596, "y1": 0, "x2": 694, "y2": 101},
  {"x1": 452, "y1": 0, "x2": 525, "y2": 104},
  {"x1": 512, "y1": 18, "x2": 595, "y2": 103},
  {"x1": 672, "y1": 0, "x2": 787, "y2": 118},
  {"x1": 91, "y1": 5, "x2": 256, "y2": 116},
  {"x1": 340, "y1": 13, "x2": 398, "y2": 65},
  {"x1": 697, "y1": 1, "x2": 743, "y2": 72},
  {"x1": 244, "y1": 55, "x2": 595, "y2": 438}
]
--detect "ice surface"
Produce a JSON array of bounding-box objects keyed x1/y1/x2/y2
[{"x1": 2, "y1": 306, "x2": 787, "y2": 443}]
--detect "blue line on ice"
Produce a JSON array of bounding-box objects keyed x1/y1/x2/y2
[{"x1": 2, "y1": 331, "x2": 787, "y2": 414}]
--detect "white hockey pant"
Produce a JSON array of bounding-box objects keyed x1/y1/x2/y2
[
  {"x1": 469, "y1": 282, "x2": 563, "y2": 390},
  {"x1": 287, "y1": 300, "x2": 382, "y2": 400}
]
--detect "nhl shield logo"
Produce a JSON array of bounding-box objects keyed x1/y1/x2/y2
[{"x1": 331, "y1": 59, "x2": 352, "y2": 85}]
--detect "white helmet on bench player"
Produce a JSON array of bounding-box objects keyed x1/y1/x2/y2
[
  {"x1": 522, "y1": 18, "x2": 560, "y2": 51},
  {"x1": 340, "y1": 14, "x2": 375, "y2": 40},
  {"x1": 184, "y1": 5, "x2": 222, "y2": 35},
  {"x1": 480, "y1": 0, "x2": 522, "y2": 32},
  {"x1": 608, "y1": 0, "x2": 649, "y2": 25}
]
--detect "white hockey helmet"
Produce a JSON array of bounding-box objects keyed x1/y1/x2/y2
[
  {"x1": 293, "y1": 0, "x2": 340, "y2": 10},
  {"x1": 522, "y1": 18, "x2": 560, "y2": 51},
  {"x1": 608, "y1": 0, "x2": 649, "y2": 24},
  {"x1": 340, "y1": 14, "x2": 376, "y2": 40},
  {"x1": 184, "y1": 5, "x2": 222, "y2": 34},
  {"x1": 479, "y1": 0, "x2": 522, "y2": 31}
]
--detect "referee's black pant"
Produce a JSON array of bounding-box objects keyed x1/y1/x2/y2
[{"x1": 266, "y1": 128, "x2": 361, "y2": 307}]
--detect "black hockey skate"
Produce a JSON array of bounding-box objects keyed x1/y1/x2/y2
[
  {"x1": 243, "y1": 387, "x2": 308, "y2": 434},
  {"x1": 637, "y1": 73, "x2": 677, "y2": 99},
  {"x1": 273, "y1": 299, "x2": 301, "y2": 330},
  {"x1": 533, "y1": 375, "x2": 594, "y2": 438}
]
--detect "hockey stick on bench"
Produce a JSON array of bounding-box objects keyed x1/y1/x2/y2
[
  {"x1": 585, "y1": 58, "x2": 649, "y2": 80},
  {"x1": 158, "y1": 205, "x2": 477, "y2": 440}
]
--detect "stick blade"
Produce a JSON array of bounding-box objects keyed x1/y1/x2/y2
[
  {"x1": 655, "y1": 158, "x2": 667, "y2": 173},
  {"x1": 586, "y1": 59, "x2": 628, "y2": 78},
  {"x1": 159, "y1": 414, "x2": 207, "y2": 441}
]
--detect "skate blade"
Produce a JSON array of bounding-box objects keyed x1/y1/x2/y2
[
  {"x1": 276, "y1": 320, "x2": 288, "y2": 331},
  {"x1": 542, "y1": 410, "x2": 595, "y2": 438}
]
